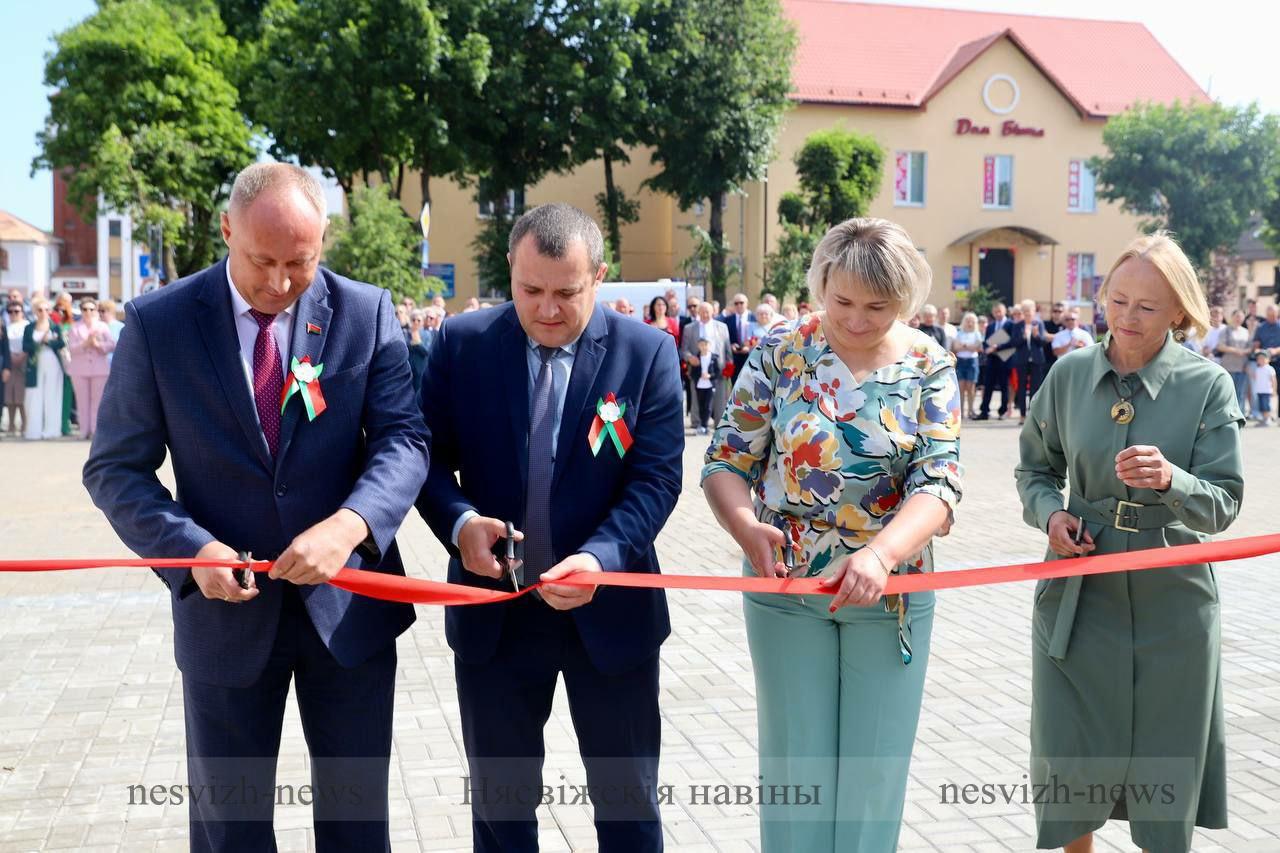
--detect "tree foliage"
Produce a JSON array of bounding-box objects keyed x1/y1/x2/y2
[
  {"x1": 326, "y1": 184, "x2": 437, "y2": 302},
  {"x1": 1091, "y1": 101, "x2": 1280, "y2": 268},
  {"x1": 244, "y1": 0, "x2": 489, "y2": 205},
  {"x1": 640, "y1": 0, "x2": 795, "y2": 302},
  {"x1": 34, "y1": 0, "x2": 255, "y2": 279},
  {"x1": 765, "y1": 128, "x2": 884, "y2": 299}
]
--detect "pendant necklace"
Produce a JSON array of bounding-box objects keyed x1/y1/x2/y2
[{"x1": 1110, "y1": 374, "x2": 1136, "y2": 425}]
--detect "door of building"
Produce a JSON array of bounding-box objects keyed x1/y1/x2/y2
[{"x1": 979, "y1": 248, "x2": 1015, "y2": 307}]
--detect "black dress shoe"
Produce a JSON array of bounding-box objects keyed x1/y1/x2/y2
[{"x1": 972, "y1": 413, "x2": 990, "y2": 420}]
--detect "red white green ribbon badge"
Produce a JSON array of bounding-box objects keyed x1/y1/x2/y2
[
  {"x1": 588, "y1": 392, "x2": 633, "y2": 458},
  {"x1": 280, "y1": 355, "x2": 327, "y2": 421}
]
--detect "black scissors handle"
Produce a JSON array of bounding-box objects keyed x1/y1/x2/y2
[{"x1": 233, "y1": 550, "x2": 252, "y2": 590}]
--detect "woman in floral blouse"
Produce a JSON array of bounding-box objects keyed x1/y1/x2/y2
[{"x1": 702, "y1": 218, "x2": 963, "y2": 852}]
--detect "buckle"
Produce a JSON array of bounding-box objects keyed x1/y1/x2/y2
[{"x1": 1114, "y1": 500, "x2": 1142, "y2": 533}]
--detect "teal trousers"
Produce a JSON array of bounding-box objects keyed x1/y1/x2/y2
[{"x1": 743, "y1": 575, "x2": 933, "y2": 853}]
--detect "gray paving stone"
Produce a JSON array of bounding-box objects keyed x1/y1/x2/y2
[{"x1": 1, "y1": 423, "x2": 1278, "y2": 849}]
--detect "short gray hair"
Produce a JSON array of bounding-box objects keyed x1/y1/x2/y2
[
  {"x1": 508, "y1": 203, "x2": 604, "y2": 270},
  {"x1": 806, "y1": 217, "x2": 931, "y2": 318},
  {"x1": 229, "y1": 162, "x2": 326, "y2": 218}
]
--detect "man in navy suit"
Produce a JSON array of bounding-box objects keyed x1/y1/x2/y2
[
  {"x1": 416, "y1": 203, "x2": 683, "y2": 852},
  {"x1": 975, "y1": 301, "x2": 1016, "y2": 420},
  {"x1": 83, "y1": 163, "x2": 428, "y2": 853},
  {"x1": 719, "y1": 291, "x2": 752, "y2": 378}
]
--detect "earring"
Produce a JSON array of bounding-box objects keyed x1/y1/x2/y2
[{"x1": 1172, "y1": 328, "x2": 1186, "y2": 343}]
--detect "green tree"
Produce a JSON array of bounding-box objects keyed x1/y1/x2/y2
[
  {"x1": 1090, "y1": 101, "x2": 1280, "y2": 268},
  {"x1": 640, "y1": 0, "x2": 796, "y2": 303},
  {"x1": 34, "y1": 0, "x2": 255, "y2": 280},
  {"x1": 459, "y1": 0, "x2": 589, "y2": 294},
  {"x1": 248, "y1": 0, "x2": 483, "y2": 198},
  {"x1": 765, "y1": 128, "x2": 884, "y2": 299},
  {"x1": 560, "y1": 0, "x2": 649, "y2": 274},
  {"x1": 326, "y1": 184, "x2": 438, "y2": 302}
]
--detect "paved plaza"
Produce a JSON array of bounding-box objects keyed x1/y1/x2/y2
[{"x1": 1, "y1": 422, "x2": 1278, "y2": 852}]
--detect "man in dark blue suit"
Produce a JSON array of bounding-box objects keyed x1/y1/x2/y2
[
  {"x1": 975, "y1": 301, "x2": 1016, "y2": 420},
  {"x1": 416, "y1": 203, "x2": 683, "y2": 852},
  {"x1": 83, "y1": 163, "x2": 429, "y2": 853}
]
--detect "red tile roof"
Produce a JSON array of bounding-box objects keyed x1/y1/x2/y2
[
  {"x1": 0, "y1": 210, "x2": 54, "y2": 245},
  {"x1": 786, "y1": 0, "x2": 1209, "y2": 117}
]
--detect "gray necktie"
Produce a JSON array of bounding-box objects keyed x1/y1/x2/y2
[{"x1": 523, "y1": 345, "x2": 558, "y2": 581}]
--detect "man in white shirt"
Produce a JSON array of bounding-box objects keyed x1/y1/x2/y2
[
  {"x1": 1201, "y1": 305, "x2": 1225, "y2": 363},
  {"x1": 1051, "y1": 310, "x2": 1093, "y2": 357}
]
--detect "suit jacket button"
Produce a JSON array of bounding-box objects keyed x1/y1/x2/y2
[{"x1": 276, "y1": 484, "x2": 288, "y2": 497}]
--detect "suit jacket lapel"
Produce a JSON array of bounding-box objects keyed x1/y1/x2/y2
[
  {"x1": 500, "y1": 309, "x2": 531, "y2": 495},
  {"x1": 552, "y1": 306, "x2": 607, "y2": 493},
  {"x1": 196, "y1": 261, "x2": 273, "y2": 471},
  {"x1": 276, "y1": 274, "x2": 333, "y2": 467}
]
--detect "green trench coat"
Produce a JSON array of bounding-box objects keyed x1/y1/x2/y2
[{"x1": 1015, "y1": 333, "x2": 1244, "y2": 852}]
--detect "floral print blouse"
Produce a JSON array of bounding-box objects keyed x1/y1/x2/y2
[{"x1": 701, "y1": 313, "x2": 964, "y2": 663}]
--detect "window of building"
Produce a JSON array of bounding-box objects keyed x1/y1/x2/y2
[
  {"x1": 982, "y1": 155, "x2": 1013, "y2": 209},
  {"x1": 1068, "y1": 160, "x2": 1096, "y2": 213},
  {"x1": 1065, "y1": 252, "x2": 1097, "y2": 305},
  {"x1": 0, "y1": 248, "x2": 7, "y2": 271},
  {"x1": 894, "y1": 151, "x2": 926, "y2": 206},
  {"x1": 108, "y1": 219, "x2": 122, "y2": 237},
  {"x1": 109, "y1": 259, "x2": 122, "y2": 278},
  {"x1": 476, "y1": 180, "x2": 525, "y2": 219}
]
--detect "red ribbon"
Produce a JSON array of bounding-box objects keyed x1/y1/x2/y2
[{"x1": 2, "y1": 533, "x2": 1278, "y2": 607}]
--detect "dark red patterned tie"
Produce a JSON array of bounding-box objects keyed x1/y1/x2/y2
[{"x1": 248, "y1": 309, "x2": 284, "y2": 456}]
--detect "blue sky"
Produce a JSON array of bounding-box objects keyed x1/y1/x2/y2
[{"x1": 3, "y1": 0, "x2": 1277, "y2": 233}]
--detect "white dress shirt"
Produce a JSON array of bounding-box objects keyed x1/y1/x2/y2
[{"x1": 226, "y1": 264, "x2": 296, "y2": 414}]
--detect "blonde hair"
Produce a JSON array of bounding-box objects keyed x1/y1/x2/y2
[
  {"x1": 806, "y1": 218, "x2": 931, "y2": 318},
  {"x1": 961, "y1": 311, "x2": 978, "y2": 330},
  {"x1": 1098, "y1": 231, "x2": 1209, "y2": 337}
]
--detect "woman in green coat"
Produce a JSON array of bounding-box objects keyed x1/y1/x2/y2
[{"x1": 1015, "y1": 232, "x2": 1243, "y2": 853}]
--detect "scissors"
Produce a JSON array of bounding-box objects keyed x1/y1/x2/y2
[
  {"x1": 780, "y1": 522, "x2": 809, "y2": 607},
  {"x1": 233, "y1": 550, "x2": 253, "y2": 590},
  {"x1": 501, "y1": 522, "x2": 541, "y2": 601}
]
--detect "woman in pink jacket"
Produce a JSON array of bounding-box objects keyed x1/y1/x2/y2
[{"x1": 66, "y1": 298, "x2": 115, "y2": 439}]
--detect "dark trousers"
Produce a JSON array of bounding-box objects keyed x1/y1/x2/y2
[
  {"x1": 182, "y1": 586, "x2": 397, "y2": 853},
  {"x1": 694, "y1": 386, "x2": 714, "y2": 427},
  {"x1": 980, "y1": 359, "x2": 1011, "y2": 416},
  {"x1": 1014, "y1": 362, "x2": 1047, "y2": 416},
  {"x1": 455, "y1": 596, "x2": 663, "y2": 853}
]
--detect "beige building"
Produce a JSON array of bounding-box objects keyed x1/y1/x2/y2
[
  {"x1": 393, "y1": 2, "x2": 1209, "y2": 314},
  {"x1": 1234, "y1": 220, "x2": 1278, "y2": 312}
]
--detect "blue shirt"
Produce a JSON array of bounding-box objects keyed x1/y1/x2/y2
[
  {"x1": 1253, "y1": 321, "x2": 1280, "y2": 354},
  {"x1": 449, "y1": 330, "x2": 583, "y2": 547}
]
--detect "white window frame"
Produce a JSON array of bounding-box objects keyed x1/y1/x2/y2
[
  {"x1": 982, "y1": 155, "x2": 1014, "y2": 210},
  {"x1": 1068, "y1": 160, "x2": 1097, "y2": 213},
  {"x1": 893, "y1": 151, "x2": 927, "y2": 207},
  {"x1": 1065, "y1": 252, "x2": 1097, "y2": 305}
]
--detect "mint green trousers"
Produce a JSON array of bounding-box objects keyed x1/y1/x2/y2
[{"x1": 743, "y1": 580, "x2": 933, "y2": 853}]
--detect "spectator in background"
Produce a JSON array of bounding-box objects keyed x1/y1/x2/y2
[
  {"x1": 7, "y1": 290, "x2": 30, "y2": 322},
  {"x1": 66, "y1": 298, "x2": 115, "y2": 440},
  {"x1": 749, "y1": 303, "x2": 781, "y2": 341},
  {"x1": 682, "y1": 295, "x2": 700, "y2": 330},
  {"x1": 1042, "y1": 301, "x2": 1066, "y2": 369},
  {"x1": 780, "y1": 303, "x2": 799, "y2": 326},
  {"x1": 796, "y1": 301, "x2": 812, "y2": 321},
  {"x1": 975, "y1": 303, "x2": 1014, "y2": 420},
  {"x1": 1215, "y1": 310, "x2": 1252, "y2": 414},
  {"x1": 1013, "y1": 299, "x2": 1049, "y2": 424},
  {"x1": 646, "y1": 295, "x2": 679, "y2": 339},
  {"x1": 407, "y1": 309, "x2": 430, "y2": 395},
  {"x1": 951, "y1": 311, "x2": 982, "y2": 418},
  {"x1": 1051, "y1": 309, "x2": 1092, "y2": 358},
  {"x1": 5, "y1": 301, "x2": 27, "y2": 434},
  {"x1": 664, "y1": 287, "x2": 680, "y2": 318},
  {"x1": 431, "y1": 294, "x2": 448, "y2": 317},
  {"x1": 1252, "y1": 303, "x2": 1280, "y2": 378},
  {"x1": 22, "y1": 297, "x2": 66, "y2": 440},
  {"x1": 464, "y1": 297, "x2": 481, "y2": 312},
  {"x1": 681, "y1": 300, "x2": 730, "y2": 430},
  {"x1": 940, "y1": 306, "x2": 958, "y2": 350},
  {"x1": 396, "y1": 303, "x2": 411, "y2": 344},
  {"x1": 917, "y1": 304, "x2": 947, "y2": 347},
  {"x1": 52, "y1": 291, "x2": 77, "y2": 436},
  {"x1": 613, "y1": 297, "x2": 635, "y2": 318},
  {"x1": 1201, "y1": 305, "x2": 1225, "y2": 364},
  {"x1": 721, "y1": 292, "x2": 752, "y2": 378},
  {"x1": 691, "y1": 337, "x2": 721, "y2": 435},
  {"x1": 1251, "y1": 351, "x2": 1276, "y2": 426},
  {"x1": 760, "y1": 292, "x2": 779, "y2": 311}
]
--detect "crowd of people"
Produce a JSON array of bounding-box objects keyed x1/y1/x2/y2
[{"x1": 0, "y1": 287, "x2": 122, "y2": 440}]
